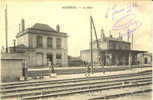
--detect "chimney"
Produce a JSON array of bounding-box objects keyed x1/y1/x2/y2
[
  {"x1": 21, "y1": 18, "x2": 25, "y2": 32},
  {"x1": 56, "y1": 24, "x2": 60, "y2": 32},
  {"x1": 101, "y1": 28, "x2": 105, "y2": 40}
]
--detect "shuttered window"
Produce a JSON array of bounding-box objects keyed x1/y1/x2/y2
[
  {"x1": 47, "y1": 37, "x2": 52, "y2": 48},
  {"x1": 37, "y1": 36, "x2": 43, "y2": 48},
  {"x1": 56, "y1": 38, "x2": 61, "y2": 49}
]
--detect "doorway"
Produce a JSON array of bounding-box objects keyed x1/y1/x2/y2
[
  {"x1": 47, "y1": 54, "x2": 53, "y2": 63},
  {"x1": 144, "y1": 57, "x2": 147, "y2": 64}
]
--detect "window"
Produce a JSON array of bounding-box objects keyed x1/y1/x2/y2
[
  {"x1": 56, "y1": 54, "x2": 62, "y2": 59},
  {"x1": 56, "y1": 38, "x2": 62, "y2": 49},
  {"x1": 37, "y1": 36, "x2": 43, "y2": 48},
  {"x1": 56, "y1": 54, "x2": 62, "y2": 66},
  {"x1": 124, "y1": 44, "x2": 130, "y2": 50},
  {"x1": 47, "y1": 37, "x2": 52, "y2": 48}
]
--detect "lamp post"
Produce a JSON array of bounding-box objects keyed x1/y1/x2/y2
[{"x1": 5, "y1": 4, "x2": 8, "y2": 53}]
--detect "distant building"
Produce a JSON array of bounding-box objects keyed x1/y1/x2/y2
[
  {"x1": 68, "y1": 56, "x2": 82, "y2": 66},
  {"x1": 80, "y1": 29, "x2": 146, "y2": 66},
  {"x1": 137, "y1": 53, "x2": 152, "y2": 65},
  {"x1": 143, "y1": 53, "x2": 152, "y2": 64},
  {"x1": 9, "y1": 19, "x2": 68, "y2": 67}
]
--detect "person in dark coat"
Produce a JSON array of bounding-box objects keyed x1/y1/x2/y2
[
  {"x1": 51, "y1": 61, "x2": 54, "y2": 73},
  {"x1": 48, "y1": 60, "x2": 54, "y2": 73},
  {"x1": 22, "y1": 60, "x2": 27, "y2": 80},
  {"x1": 84, "y1": 61, "x2": 87, "y2": 67},
  {"x1": 86, "y1": 62, "x2": 91, "y2": 76}
]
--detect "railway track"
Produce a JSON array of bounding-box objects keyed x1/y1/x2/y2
[
  {"x1": 88, "y1": 89, "x2": 152, "y2": 100},
  {"x1": 0, "y1": 70, "x2": 152, "y2": 100},
  {"x1": 0, "y1": 75, "x2": 151, "y2": 93},
  {"x1": 1, "y1": 76, "x2": 151, "y2": 97},
  {"x1": 22, "y1": 80, "x2": 151, "y2": 100}
]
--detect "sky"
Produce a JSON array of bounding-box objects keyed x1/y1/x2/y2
[{"x1": 0, "y1": 0, "x2": 152, "y2": 57}]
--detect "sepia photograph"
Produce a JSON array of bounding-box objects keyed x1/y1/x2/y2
[{"x1": 0, "y1": 0, "x2": 152, "y2": 100}]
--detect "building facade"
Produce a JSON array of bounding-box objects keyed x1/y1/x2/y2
[
  {"x1": 12, "y1": 20, "x2": 68, "y2": 67},
  {"x1": 137, "y1": 53, "x2": 152, "y2": 65},
  {"x1": 80, "y1": 29, "x2": 146, "y2": 66}
]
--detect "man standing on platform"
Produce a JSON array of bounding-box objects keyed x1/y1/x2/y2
[
  {"x1": 48, "y1": 60, "x2": 54, "y2": 74},
  {"x1": 22, "y1": 60, "x2": 27, "y2": 80},
  {"x1": 85, "y1": 62, "x2": 90, "y2": 76},
  {"x1": 83, "y1": 61, "x2": 87, "y2": 67},
  {"x1": 51, "y1": 61, "x2": 54, "y2": 73}
]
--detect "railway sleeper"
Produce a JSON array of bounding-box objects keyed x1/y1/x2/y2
[
  {"x1": 21, "y1": 82, "x2": 152, "y2": 100},
  {"x1": 1, "y1": 77, "x2": 151, "y2": 95}
]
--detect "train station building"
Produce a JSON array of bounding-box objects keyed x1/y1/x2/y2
[
  {"x1": 9, "y1": 19, "x2": 68, "y2": 67},
  {"x1": 80, "y1": 29, "x2": 146, "y2": 66}
]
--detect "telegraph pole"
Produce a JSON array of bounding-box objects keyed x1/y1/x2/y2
[
  {"x1": 5, "y1": 4, "x2": 8, "y2": 53},
  {"x1": 91, "y1": 17, "x2": 99, "y2": 48},
  {"x1": 90, "y1": 16, "x2": 93, "y2": 74},
  {"x1": 90, "y1": 16, "x2": 100, "y2": 74}
]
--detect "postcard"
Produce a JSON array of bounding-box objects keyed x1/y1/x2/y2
[{"x1": 0, "y1": 0, "x2": 152, "y2": 100}]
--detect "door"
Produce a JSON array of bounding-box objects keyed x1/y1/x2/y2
[
  {"x1": 144, "y1": 58, "x2": 147, "y2": 64},
  {"x1": 47, "y1": 54, "x2": 53, "y2": 63}
]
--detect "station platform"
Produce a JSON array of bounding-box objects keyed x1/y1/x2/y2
[
  {"x1": 1, "y1": 66, "x2": 152, "y2": 85},
  {"x1": 27, "y1": 65, "x2": 152, "y2": 77},
  {"x1": 46, "y1": 67, "x2": 152, "y2": 80}
]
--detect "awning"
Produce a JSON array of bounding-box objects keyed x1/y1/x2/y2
[{"x1": 100, "y1": 49, "x2": 147, "y2": 53}]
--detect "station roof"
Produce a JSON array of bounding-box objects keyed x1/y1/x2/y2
[
  {"x1": 16, "y1": 23, "x2": 68, "y2": 38},
  {"x1": 103, "y1": 49, "x2": 147, "y2": 53},
  {"x1": 31, "y1": 23, "x2": 57, "y2": 32},
  {"x1": 80, "y1": 48, "x2": 147, "y2": 53},
  {"x1": 93, "y1": 37, "x2": 130, "y2": 44}
]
